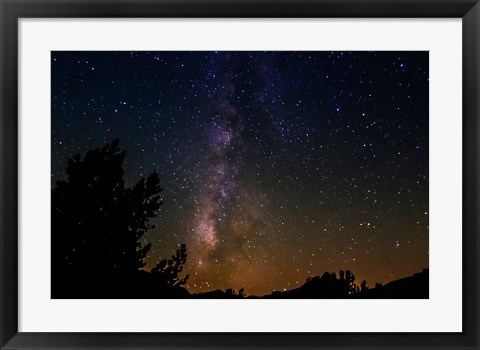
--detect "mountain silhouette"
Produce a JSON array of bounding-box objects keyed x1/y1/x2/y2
[
  {"x1": 188, "y1": 270, "x2": 428, "y2": 299},
  {"x1": 259, "y1": 269, "x2": 428, "y2": 299},
  {"x1": 354, "y1": 269, "x2": 429, "y2": 299}
]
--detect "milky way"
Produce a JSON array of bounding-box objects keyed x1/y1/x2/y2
[{"x1": 52, "y1": 51, "x2": 429, "y2": 295}]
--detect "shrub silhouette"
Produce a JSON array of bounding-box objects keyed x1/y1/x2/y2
[{"x1": 52, "y1": 139, "x2": 189, "y2": 298}]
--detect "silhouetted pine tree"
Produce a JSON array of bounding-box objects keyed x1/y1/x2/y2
[
  {"x1": 51, "y1": 139, "x2": 188, "y2": 298},
  {"x1": 151, "y1": 243, "x2": 189, "y2": 288}
]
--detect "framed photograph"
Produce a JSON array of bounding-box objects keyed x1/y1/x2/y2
[{"x1": 1, "y1": 0, "x2": 478, "y2": 349}]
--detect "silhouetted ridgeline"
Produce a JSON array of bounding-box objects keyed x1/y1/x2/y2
[
  {"x1": 354, "y1": 269, "x2": 429, "y2": 299},
  {"x1": 261, "y1": 269, "x2": 429, "y2": 299},
  {"x1": 52, "y1": 140, "x2": 428, "y2": 299},
  {"x1": 189, "y1": 270, "x2": 428, "y2": 299}
]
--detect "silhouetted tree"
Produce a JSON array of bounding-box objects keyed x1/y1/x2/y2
[
  {"x1": 52, "y1": 139, "x2": 189, "y2": 298},
  {"x1": 345, "y1": 270, "x2": 358, "y2": 294},
  {"x1": 151, "y1": 244, "x2": 190, "y2": 288},
  {"x1": 361, "y1": 280, "x2": 368, "y2": 292}
]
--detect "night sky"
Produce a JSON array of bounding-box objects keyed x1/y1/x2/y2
[{"x1": 52, "y1": 51, "x2": 429, "y2": 296}]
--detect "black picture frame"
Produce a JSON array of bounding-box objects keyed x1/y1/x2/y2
[{"x1": 1, "y1": 0, "x2": 478, "y2": 349}]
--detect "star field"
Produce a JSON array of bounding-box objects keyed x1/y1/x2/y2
[{"x1": 52, "y1": 51, "x2": 428, "y2": 296}]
